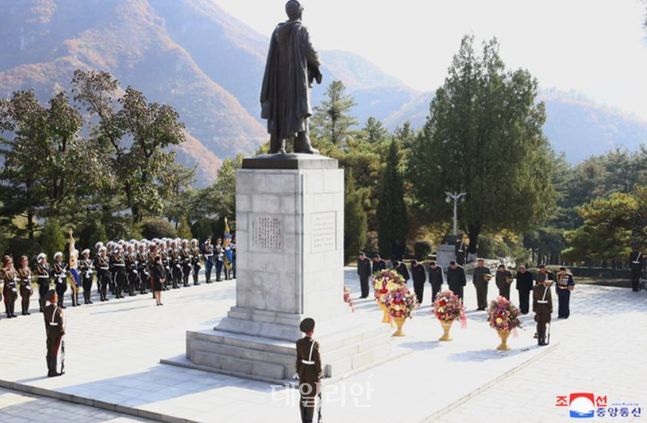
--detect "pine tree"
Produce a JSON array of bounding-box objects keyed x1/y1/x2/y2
[
  {"x1": 312, "y1": 80, "x2": 357, "y2": 145},
  {"x1": 39, "y1": 218, "x2": 66, "y2": 258},
  {"x1": 377, "y1": 141, "x2": 409, "y2": 258},
  {"x1": 177, "y1": 215, "x2": 193, "y2": 239},
  {"x1": 344, "y1": 171, "x2": 368, "y2": 264}
]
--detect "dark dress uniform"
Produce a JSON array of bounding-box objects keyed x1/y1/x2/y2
[
  {"x1": 94, "y1": 255, "x2": 110, "y2": 302},
  {"x1": 411, "y1": 263, "x2": 427, "y2": 304},
  {"x1": 495, "y1": 269, "x2": 513, "y2": 300},
  {"x1": 2, "y1": 268, "x2": 19, "y2": 318},
  {"x1": 181, "y1": 248, "x2": 192, "y2": 287},
  {"x1": 125, "y1": 252, "x2": 138, "y2": 296},
  {"x1": 111, "y1": 252, "x2": 126, "y2": 298},
  {"x1": 515, "y1": 269, "x2": 534, "y2": 314},
  {"x1": 170, "y1": 249, "x2": 182, "y2": 289},
  {"x1": 160, "y1": 250, "x2": 171, "y2": 290},
  {"x1": 152, "y1": 262, "x2": 166, "y2": 292},
  {"x1": 455, "y1": 241, "x2": 467, "y2": 266},
  {"x1": 79, "y1": 258, "x2": 94, "y2": 304},
  {"x1": 137, "y1": 251, "x2": 149, "y2": 294},
  {"x1": 202, "y1": 243, "x2": 214, "y2": 284},
  {"x1": 214, "y1": 244, "x2": 224, "y2": 282},
  {"x1": 191, "y1": 247, "x2": 201, "y2": 286},
  {"x1": 446, "y1": 265, "x2": 466, "y2": 299},
  {"x1": 52, "y1": 262, "x2": 68, "y2": 308},
  {"x1": 18, "y1": 267, "x2": 33, "y2": 315},
  {"x1": 395, "y1": 262, "x2": 410, "y2": 283},
  {"x1": 533, "y1": 283, "x2": 553, "y2": 346},
  {"x1": 296, "y1": 336, "x2": 322, "y2": 423},
  {"x1": 356, "y1": 257, "x2": 372, "y2": 298},
  {"x1": 372, "y1": 258, "x2": 386, "y2": 274},
  {"x1": 428, "y1": 265, "x2": 444, "y2": 302},
  {"x1": 34, "y1": 263, "x2": 51, "y2": 312},
  {"x1": 472, "y1": 265, "x2": 492, "y2": 310},
  {"x1": 43, "y1": 301, "x2": 65, "y2": 376},
  {"x1": 629, "y1": 251, "x2": 644, "y2": 292},
  {"x1": 555, "y1": 271, "x2": 575, "y2": 319}
]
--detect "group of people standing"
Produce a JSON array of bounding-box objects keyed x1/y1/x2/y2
[{"x1": 0, "y1": 236, "x2": 236, "y2": 318}]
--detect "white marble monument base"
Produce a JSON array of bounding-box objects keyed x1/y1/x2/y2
[{"x1": 183, "y1": 155, "x2": 392, "y2": 383}]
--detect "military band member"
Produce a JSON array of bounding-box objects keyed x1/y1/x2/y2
[
  {"x1": 411, "y1": 260, "x2": 426, "y2": 304},
  {"x1": 515, "y1": 264, "x2": 534, "y2": 314},
  {"x1": 214, "y1": 238, "x2": 224, "y2": 282},
  {"x1": 296, "y1": 317, "x2": 322, "y2": 423},
  {"x1": 357, "y1": 252, "x2": 372, "y2": 299},
  {"x1": 190, "y1": 239, "x2": 201, "y2": 286},
  {"x1": 112, "y1": 246, "x2": 126, "y2": 298},
  {"x1": 224, "y1": 239, "x2": 234, "y2": 281},
  {"x1": 533, "y1": 278, "x2": 553, "y2": 346},
  {"x1": 555, "y1": 267, "x2": 575, "y2": 319},
  {"x1": 202, "y1": 238, "x2": 214, "y2": 284},
  {"x1": 17, "y1": 256, "x2": 33, "y2": 315},
  {"x1": 2, "y1": 256, "x2": 19, "y2": 318},
  {"x1": 181, "y1": 240, "x2": 192, "y2": 287},
  {"x1": 43, "y1": 290, "x2": 65, "y2": 377},
  {"x1": 169, "y1": 240, "x2": 182, "y2": 289},
  {"x1": 159, "y1": 241, "x2": 170, "y2": 291},
  {"x1": 472, "y1": 259, "x2": 491, "y2": 310},
  {"x1": 428, "y1": 261, "x2": 444, "y2": 302},
  {"x1": 446, "y1": 260, "x2": 466, "y2": 299},
  {"x1": 125, "y1": 244, "x2": 138, "y2": 296},
  {"x1": 137, "y1": 243, "x2": 149, "y2": 294},
  {"x1": 67, "y1": 230, "x2": 81, "y2": 307},
  {"x1": 34, "y1": 253, "x2": 51, "y2": 312},
  {"x1": 495, "y1": 264, "x2": 513, "y2": 301},
  {"x1": 52, "y1": 252, "x2": 68, "y2": 308},
  {"x1": 94, "y1": 247, "x2": 110, "y2": 302},
  {"x1": 79, "y1": 250, "x2": 94, "y2": 304},
  {"x1": 629, "y1": 249, "x2": 644, "y2": 292}
]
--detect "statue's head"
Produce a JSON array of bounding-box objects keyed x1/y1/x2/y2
[{"x1": 285, "y1": 0, "x2": 303, "y2": 20}]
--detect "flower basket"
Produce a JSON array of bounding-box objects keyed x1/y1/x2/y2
[
  {"x1": 432, "y1": 290, "x2": 466, "y2": 341},
  {"x1": 385, "y1": 285, "x2": 418, "y2": 336},
  {"x1": 487, "y1": 296, "x2": 522, "y2": 351},
  {"x1": 373, "y1": 270, "x2": 405, "y2": 324},
  {"x1": 343, "y1": 286, "x2": 355, "y2": 312}
]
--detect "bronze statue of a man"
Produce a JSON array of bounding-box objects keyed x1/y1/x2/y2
[{"x1": 260, "y1": 0, "x2": 322, "y2": 155}]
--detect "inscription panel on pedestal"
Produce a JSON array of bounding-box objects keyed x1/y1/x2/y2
[
  {"x1": 251, "y1": 215, "x2": 283, "y2": 251},
  {"x1": 311, "y1": 211, "x2": 337, "y2": 253}
]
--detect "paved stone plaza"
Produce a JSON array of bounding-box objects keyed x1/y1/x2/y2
[{"x1": 0, "y1": 270, "x2": 645, "y2": 422}]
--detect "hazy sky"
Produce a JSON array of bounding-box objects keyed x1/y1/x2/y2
[{"x1": 214, "y1": 0, "x2": 647, "y2": 120}]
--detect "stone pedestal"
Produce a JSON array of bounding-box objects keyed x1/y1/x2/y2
[
  {"x1": 184, "y1": 154, "x2": 391, "y2": 383},
  {"x1": 436, "y1": 244, "x2": 456, "y2": 271}
]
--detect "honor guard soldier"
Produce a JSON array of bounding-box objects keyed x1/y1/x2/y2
[
  {"x1": 214, "y1": 238, "x2": 224, "y2": 282},
  {"x1": 446, "y1": 261, "x2": 466, "y2": 299},
  {"x1": 1, "y1": 256, "x2": 19, "y2": 318},
  {"x1": 125, "y1": 244, "x2": 138, "y2": 296},
  {"x1": 94, "y1": 247, "x2": 110, "y2": 302},
  {"x1": 43, "y1": 290, "x2": 65, "y2": 377},
  {"x1": 202, "y1": 238, "x2": 214, "y2": 284},
  {"x1": 495, "y1": 264, "x2": 513, "y2": 301},
  {"x1": 112, "y1": 246, "x2": 126, "y2": 298},
  {"x1": 137, "y1": 242, "x2": 149, "y2": 294},
  {"x1": 411, "y1": 260, "x2": 427, "y2": 305},
  {"x1": 180, "y1": 240, "x2": 192, "y2": 287},
  {"x1": 52, "y1": 252, "x2": 68, "y2": 308},
  {"x1": 34, "y1": 253, "x2": 51, "y2": 312},
  {"x1": 190, "y1": 239, "x2": 201, "y2": 286},
  {"x1": 79, "y1": 250, "x2": 94, "y2": 304},
  {"x1": 428, "y1": 261, "x2": 444, "y2": 303},
  {"x1": 555, "y1": 267, "x2": 575, "y2": 319},
  {"x1": 169, "y1": 240, "x2": 182, "y2": 289},
  {"x1": 629, "y1": 249, "x2": 644, "y2": 292},
  {"x1": 472, "y1": 259, "x2": 491, "y2": 310},
  {"x1": 17, "y1": 256, "x2": 33, "y2": 315},
  {"x1": 533, "y1": 278, "x2": 553, "y2": 346},
  {"x1": 296, "y1": 317, "x2": 322, "y2": 423},
  {"x1": 356, "y1": 252, "x2": 372, "y2": 299}
]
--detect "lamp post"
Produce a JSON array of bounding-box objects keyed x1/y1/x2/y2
[{"x1": 445, "y1": 192, "x2": 466, "y2": 236}]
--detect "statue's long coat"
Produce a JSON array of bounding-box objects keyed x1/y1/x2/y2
[{"x1": 261, "y1": 20, "x2": 320, "y2": 140}]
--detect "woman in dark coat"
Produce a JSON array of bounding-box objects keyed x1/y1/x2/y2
[{"x1": 151, "y1": 255, "x2": 166, "y2": 306}]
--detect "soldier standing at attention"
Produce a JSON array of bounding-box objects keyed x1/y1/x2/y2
[
  {"x1": 411, "y1": 260, "x2": 427, "y2": 305},
  {"x1": 94, "y1": 247, "x2": 110, "y2": 302},
  {"x1": 428, "y1": 261, "x2": 444, "y2": 302},
  {"x1": 446, "y1": 261, "x2": 467, "y2": 300},
  {"x1": 495, "y1": 264, "x2": 513, "y2": 301},
  {"x1": 190, "y1": 239, "x2": 201, "y2": 286},
  {"x1": 17, "y1": 256, "x2": 33, "y2": 315},
  {"x1": 472, "y1": 259, "x2": 492, "y2": 310},
  {"x1": 52, "y1": 252, "x2": 68, "y2": 308},
  {"x1": 43, "y1": 290, "x2": 65, "y2": 377},
  {"x1": 125, "y1": 243, "x2": 138, "y2": 296},
  {"x1": 533, "y1": 278, "x2": 553, "y2": 346},
  {"x1": 356, "y1": 252, "x2": 372, "y2": 299},
  {"x1": 34, "y1": 253, "x2": 51, "y2": 312},
  {"x1": 296, "y1": 317, "x2": 322, "y2": 423},
  {"x1": 79, "y1": 250, "x2": 94, "y2": 305},
  {"x1": 181, "y1": 240, "x2": 192, "y2": 287},
  {"x1": 2, "y1": 256, "x2": 19, "y2": 318},
  {"x1": 629, "y1": 249, "x2": 644, "y2": 292},
  {"x1": 137, "y1": 242, "x2": 149, "y2": 294},
  {"x1": 214, "y1": 238, "x2": 224, "y2": 282},
  {"x1": 202, "y1": 238, "x2": 214, "y2": 284}
]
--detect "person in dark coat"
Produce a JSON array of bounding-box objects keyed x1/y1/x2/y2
[
  {"x1": 393, "y1": 261, "x2": 410, "y2": 283},
  {"x1": 296, "y1": 317, "x2": 322, "y2": 423},
  {"x1": 261, "y1": 0, "x2": 322, "y2": 155},
  {"x1": 533, "y1": 279, "x2": 553, "y2": 346},
  {"x1": 392, "y1": 240, "x2": 405, "y2": 262},
  {"x1": 472, "y1": 259, "x2": 491, "y2": 310},
  {"x1": 555, "y1": 267, "x2": 575, "y2": 319},
  {"x1": 411, "y1": 260, "x2": 426, "y2": 304},
  {"x1": 446, "y1": 261, "x2": 466, "y2": 299},
  {"x1": 356, "y1": 252, "x2": 372, "y2": 299},
  {"x1": 629, "y1": 250, "x2": 644, "y2": 292},
  {"x1": 1, "y1": 255, "x2": 18, "y2": 318},
  {"x1": 515, "y1": 264, "x2": 534, "y2": 314},
  {"x1": 428, "y1": 261, "x2": 444, "y2": 303},
  {"x1": 495, "y1": 264, "x2": 513, "y2": 300},
  {"x1": 43, "y1": 290, "x2": 65, "y2": 377},
  {"x1": 372, "y1": 254, "x2": 386, "y2": 274},
  {"x1": 151, "y1": 255, "x2": 166, "y2": 306}
]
